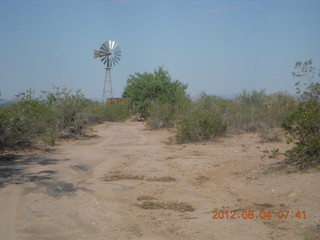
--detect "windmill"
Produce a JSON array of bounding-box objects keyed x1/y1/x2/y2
[{"x1": 94, "y1": 40, "x2": 121, "y2": 103}]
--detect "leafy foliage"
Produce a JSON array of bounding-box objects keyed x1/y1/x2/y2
[
  {"x1": 123, "y1": 67, "x2": 187, "y2": 118},
  {"x1": 0, "y1": 85, "x2": 132, "y2": 149},
  {"x1": 0, "y1": 89, "x2": 56, "y2": 146},
  {"x1": 0, "y1": 87, "x2": 98, "y2": 148},
  {"x1": 282, "y1": 60, "x2": 320, "y2": 167}
]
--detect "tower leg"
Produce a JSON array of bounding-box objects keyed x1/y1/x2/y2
[
  {"x1": 102, "y1": 69, "x2": 107, "y2": 103},
  {"x1": 102, "y1": 67, "x2": 114, "y2": 104}
]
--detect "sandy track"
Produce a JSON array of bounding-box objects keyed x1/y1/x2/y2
[{"x1": 0, "y1": 121, "x2": 319, "y2": 240}]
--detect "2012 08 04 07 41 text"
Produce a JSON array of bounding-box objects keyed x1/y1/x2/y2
[{"x1": 212, "y1": 210, "x2": 307, "y2": 220}]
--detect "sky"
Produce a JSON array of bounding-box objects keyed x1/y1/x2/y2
[{"x1": 0, "y1": 0, "x2": 319, "y2": 100}]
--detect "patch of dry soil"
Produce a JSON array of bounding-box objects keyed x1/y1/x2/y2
[{"x1": 0, "y1": 122, "x2": 319, "y2": 239}]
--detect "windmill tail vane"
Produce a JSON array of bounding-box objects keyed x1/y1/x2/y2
[{"x1": 94, "y1": 40, "x2": 121, "y2": 104}]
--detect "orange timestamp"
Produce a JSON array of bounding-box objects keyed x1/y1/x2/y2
[{"x1": 212, "y1": 210, "x2": 307, "y2": 220}]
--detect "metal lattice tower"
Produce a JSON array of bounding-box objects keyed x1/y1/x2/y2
[{"x1": 94, "y1": 40, "x2": 121, "y2": 103}]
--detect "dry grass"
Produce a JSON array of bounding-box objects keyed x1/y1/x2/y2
[
  {"x1": 195, "y1": 175, "x2": 210, "y2": 184},
  {"x1": 104, "y1": 174, "x2": 144, "y2": 182},
  {"x1": 137, "y1": 195, "x2": 157, "y2": 201},
  {"x1": 104, "y1": 173, "x2": 176, "y2": 182},
  {"x1": 139, "y1": 200, "x2": 194, "y2": 212},
  {"x1": 259, "y1": 127, "x2": 282, "y2": 143}
]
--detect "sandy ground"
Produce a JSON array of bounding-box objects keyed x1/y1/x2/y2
[{"x1": 0, "y1": 121, "x2": 319, "y2": 240}]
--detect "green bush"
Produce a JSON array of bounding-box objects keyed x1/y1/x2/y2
[
  {"x1": 84, "y1": 100, "x2": 129, "y2": 123},
  {"x1": 42, "y1": 86, "x2": 91, "y2": 134},
  {"x1": 0, "y1": 86, "x2": 103, "y2": 148},
  {"x1": 175, "y1": 94, "x2": 227, "y2": 143},
  {"x1": 224, "y1": 90, "x2": 295, "y2": 132},
  {"x1": 173, "y1": 90, "x2": 294, "y2": 143},
  {"x1": 81, "y1": 100, "x2": 106, "y2": 125},
  {"x1": 146, "y1": 93, "x2": 191, "y2": 129},
  {"x1": 282, "y1": 60, "x2": 320, "y2": 167},
  {"x1": 103, "y1": 102, "x2": 129, "y2": 122},
  {"x1": 0, "y1": 89, "x2": 56, "y2": 147},
  {"x1": 236, "y1": 89, "x2": 267, "y2": 106},
  {"x1": 146, "y1": 102, "x2": 177, "y2": 129},
  {"x1": 123, "y1": 67, "x2": 187, "y2": 118},
  {"x1": 0, "y1": 85, "x2": 133, "y2": 149}
]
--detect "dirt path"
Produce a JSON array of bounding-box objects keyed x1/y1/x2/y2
[{"x1": 0, "y1": 122, "x2": 319, "y2": 240}]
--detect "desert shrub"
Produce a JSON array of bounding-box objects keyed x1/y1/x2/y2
[
  {"x1": 223, "y1": 89, "x2": 268, "y2": 132},
  {"x1": 175, "y1": 94, "x2": 227, "y2": 143},
  {"x1": 42, "y1": 86, "x2": 91, "y2": 134},
  {"x1": 0, "y1": 89, "x2": 56, "y2": 147},
  {"x1": 224, "y1": 90, "x2": 295, "y2": 132},
  {"x1": 123, "y1": 67, "x2": 187, "y2": 118},
  {"x1": 282, "y1": 60, "x2": 320, "y2": 167},
  {"x1": 264, "y1": 92, "x2": 296, "y2": 125},
  {"x1": 81, "y1": 101, "x2": 106, "y2": 125},
  {"x1": 146, "y1": 93, "x2": 191, "y2": 129},
  {"x1": 102, "y1": 102, "x2": 129, "y2": 122},
  {"x1": 0, "y1": 85, "x2": 132, "y2": 149},
  {"x1": 67, "y1": 98, "x2": 130, "y2": 124},
  {"x1": 259, "y1": 128, "x2": 282, "y2": 143},
  {"x1": 236, "y1": 89, "x2": 267, "y2": 106},
  {"x1": 146, "y1": 102, "x2": 176, "y2": 129},
  {"x1": 196, "y1": 93, "x2": 232, "y2": 113}
]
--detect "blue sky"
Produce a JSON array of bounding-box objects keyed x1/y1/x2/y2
[{"x1": 0, "y1": 0, "x2": 319, "y2": 100}]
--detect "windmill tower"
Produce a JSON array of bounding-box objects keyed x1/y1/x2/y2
[{"x1": 94, "y1": 40, "x2": 121, "y2": 103}]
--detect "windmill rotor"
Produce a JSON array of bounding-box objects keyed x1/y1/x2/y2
[
  {"x1": 94, "y1": 40, "x2": 121, "y2": 103},
  {"x1": 94, "y1": 40, "x2": 121, "y2": 68}
]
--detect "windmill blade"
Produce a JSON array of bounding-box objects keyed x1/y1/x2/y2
[
  {"x1": 105, "y1": 41, "x2": 110, "y2": 50},
  {"x1": 94, "y1": 49, "x2": 101, "y2": 59},
  {"x1": 108, "y1": 40, "x2": 115, "y2": 49},
  {"x1": 106, "y1": 41, "x2": 111, "y2": 49},
  {"x1": 99, "y1": 51, "x2": 107, "y2": 57},
  {"x1": 100, "y1": 45, "x2": 107, "y2": 52},
  {"x1": 101, "y1": 42, "x2": 108, "y2": 51}
]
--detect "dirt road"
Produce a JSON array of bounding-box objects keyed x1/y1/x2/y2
[{"x1": 0, "y1": 122, "x2": 319, "y2": 239}]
